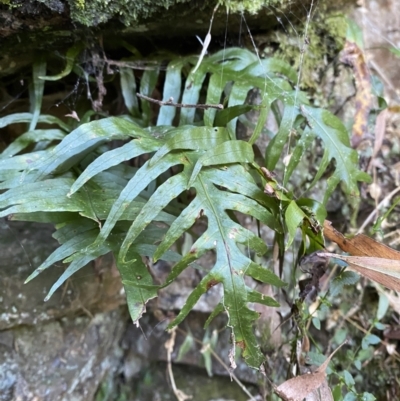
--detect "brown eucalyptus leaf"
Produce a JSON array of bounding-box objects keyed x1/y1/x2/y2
[
  {"x1": 317, "y1": 252, "x2": 400, "y2": 292},
  {"x1": 323, "y1": 220, "x2": 400, "y2": 260},
  {"x1": 275, "y1": 342, "x2": 345, "y2": 401},
  {"x1": 305, "y1": 380, "x2": 334, "y2": 401},
  {"x1": 275, "y1": 371, "x2": 327, "y2": 401}
]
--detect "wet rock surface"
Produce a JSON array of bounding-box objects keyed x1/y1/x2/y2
[
  {"x1": 0, "y1": 221, "x2": 125, "y2": 331},
  {"x1": 0, "y1": 310, "x2": 126, "y2": 401},
  {"x1": 0, "y1": 221, "x2": 128, "y2": 400},
  {"x1": 0, "y1": 221, "x2": 263, "y2": 400}
]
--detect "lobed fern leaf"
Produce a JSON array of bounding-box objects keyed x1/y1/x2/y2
[
  {"x1": 118, "y1": 149, "x2": 285, "y2": 367},
  {"x1": 265, "y1": 104, "x2": 371, "y2": 205},
  {"x1": 0, "y1": 45, "x2": 371, "y2": 369}
]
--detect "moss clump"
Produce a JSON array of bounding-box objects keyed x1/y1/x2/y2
[
  {"x1": 273, "y1": 9, "x2": 348, "y2": 90},
  {"x1": 69, "y1": 0, "x2": 284, "y2": 26},
  {"x1": 75, "y1": 0, "x2": 84, "y2": 9},
  {"x1": 0, "y1": 0, "x2": 64, "y2": 12},
  {"x1": 0, "y1": 0, "x2": 20, "y2": 7},
  {"x1": 68, "y1": 0, "x2": 192, "y2": 26},
  {"x1": 217, "y1": 0, "x2": 280, "y2": 14}
]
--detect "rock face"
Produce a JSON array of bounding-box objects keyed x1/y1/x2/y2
[
  {"x1": 0, "y1": 310, "x2": 127, "y2": 401},
  {"x1": 0, "y1": 0, "x2": 339, "y2": 77},
  {"x1": 0, "y1": 222, "x2": 125, "y2": 331},
  {"x1": 0, "y1": 222, "x2": 127, "y2": 400},
  {"x1": 0, "y1": 222, "x2": 259, "y2": 400}
]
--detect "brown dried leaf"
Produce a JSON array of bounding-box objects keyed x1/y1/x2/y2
[
  {"x1": 275, "y1": 342, "x2": 346, "y2": 401},
  {"x1": 275, "y1": 371, "x2": 327, "y2": 401},
  {"x1": 317, "y1": 252, "x2": 400, "y2": 292},
  {"x1": 305, "y1": 380, "x2": 334, "y2": 401},
  {"x1": 323, "y1": 220, "x2": 400, "y2": 260},
  {"x1": 323, "y1": 220, "x2": 400, "y2": 290},
  {"x1": 340, "y1": 40, "x2": 373, "y2": 148}
]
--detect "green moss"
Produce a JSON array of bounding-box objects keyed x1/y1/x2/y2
[
  {"x1": 273, "y1": 8, "x2": 348, "y2": 90},
  {"x1": 68, "y1": 0, "x2": 192, "y2": 26},
  {"x1": 75, "y1": 0, "x2": 85, "y2": 9},
  {"x1": 217, "y1": 0, "x2": 279, "y2": 14},
  {"x1": 67, "y1": 0, "x2": 288, "y2": 26},
  {"x1": 0, "y1": 0, "x2": 20, "y2": 7}
]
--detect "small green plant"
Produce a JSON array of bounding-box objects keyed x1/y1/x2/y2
[{"x1": 0, "y1": 45, "x2": 370, "y2": 370}]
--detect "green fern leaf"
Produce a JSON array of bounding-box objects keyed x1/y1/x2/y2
[
  {"x1": 0, "y1": 47, "x2": 355, "y2": 371},
  {"x1": 266, "y1": 105, "x2": 371, "y2": 204},
  {"x1": 68, "y1": 138, "x2": 160, "y2": 195},
  {"x1": 29, "y1": 60, "x2": 46, "y2": 131},
  {"x1": 157, "y1": 60, "x2": 185, "y2": 126},
  {"x1": 28, "y1": 117, "x2": 148, "y2": 180},
  {"x1": 108, "y1": 133, "x2": 284, "y2": 368},
  {"x1": 139, "y1": 69, "x2": 160, "y2": 125},
  {"x1": 120, "y1": 67, "x2": 140, "y2": 118},
  {"x1": 301, "y1": 107, "x2": 371, "y2": 202},
  {"x1": 149, "y1": 126, "x2": 229, "y2": 166},
  {"x1": 0, "y1": 129, "x2": 66, "y2": 159},
  {"x1": 117, "y1": 253, "x2": 158, "y2": 323},
  {"x1": 25, "y1": 222, "x2": 99, "y2": 283},
  {"x1": 188, "y1": 140, "x2": 254, "y2": 186},
  {"x1": 0, "y1": 112, "x2": 70, "y2": 131},
  {"x1": 44, "y1": 241, "x2": 112, "y2": 301}
]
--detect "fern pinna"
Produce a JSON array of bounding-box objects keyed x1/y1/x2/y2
[{"x1": 0, "y1": 47, "x2": 369, "y2": 368}]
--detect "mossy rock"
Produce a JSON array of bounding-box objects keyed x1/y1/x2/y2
[{"x1": 0, "y1": 0, "x2": 355, "y2": 84}]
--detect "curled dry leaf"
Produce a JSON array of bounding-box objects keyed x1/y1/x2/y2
[
  {"x1": 324, "y1": 220, "x2": 400, "y2": 260},
  {"x1": 317, "y1": 252, "x2": 400, "y2": 292},
  {"x1": 305, "y1": 380, "x2": 333, "y2": 401},
  {"x1": 275, "y1": 341, "x2": 346, "y2": 401},
  {"x1": 65, "y1": 110, "x2": 80, "y2": 121},
  {"x1": 323, "y1": 220, "x2": 400, "y2": 291}
]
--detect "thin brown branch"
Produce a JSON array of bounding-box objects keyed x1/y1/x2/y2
[
  {"x1": 165, "y1": 328, "x2": 192, "y2": 401},
  {"x1": 136, "y1": 93, "x2": 224, "y2": 110},
  {"x1": 106, "y1": 59, "x2": 169, "y2": 71}
]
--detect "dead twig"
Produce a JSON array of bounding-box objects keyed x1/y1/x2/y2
[
  {"x1": 165, "y1": 328, "x2": 192, "y2": 401},
  {"x1": 357, "y1": 185, "x2": 400, "y2": 234},
  {"x1": 136, "y1": 93, "x2": 223, "y2": 110}
]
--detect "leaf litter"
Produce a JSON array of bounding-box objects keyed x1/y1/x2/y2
[
  {"x1": 322, "y1": 220, "x2": 400, "y2": 291},
  {"x1": 275, "y1": 341, "x2": 347, "y2": 401}
]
